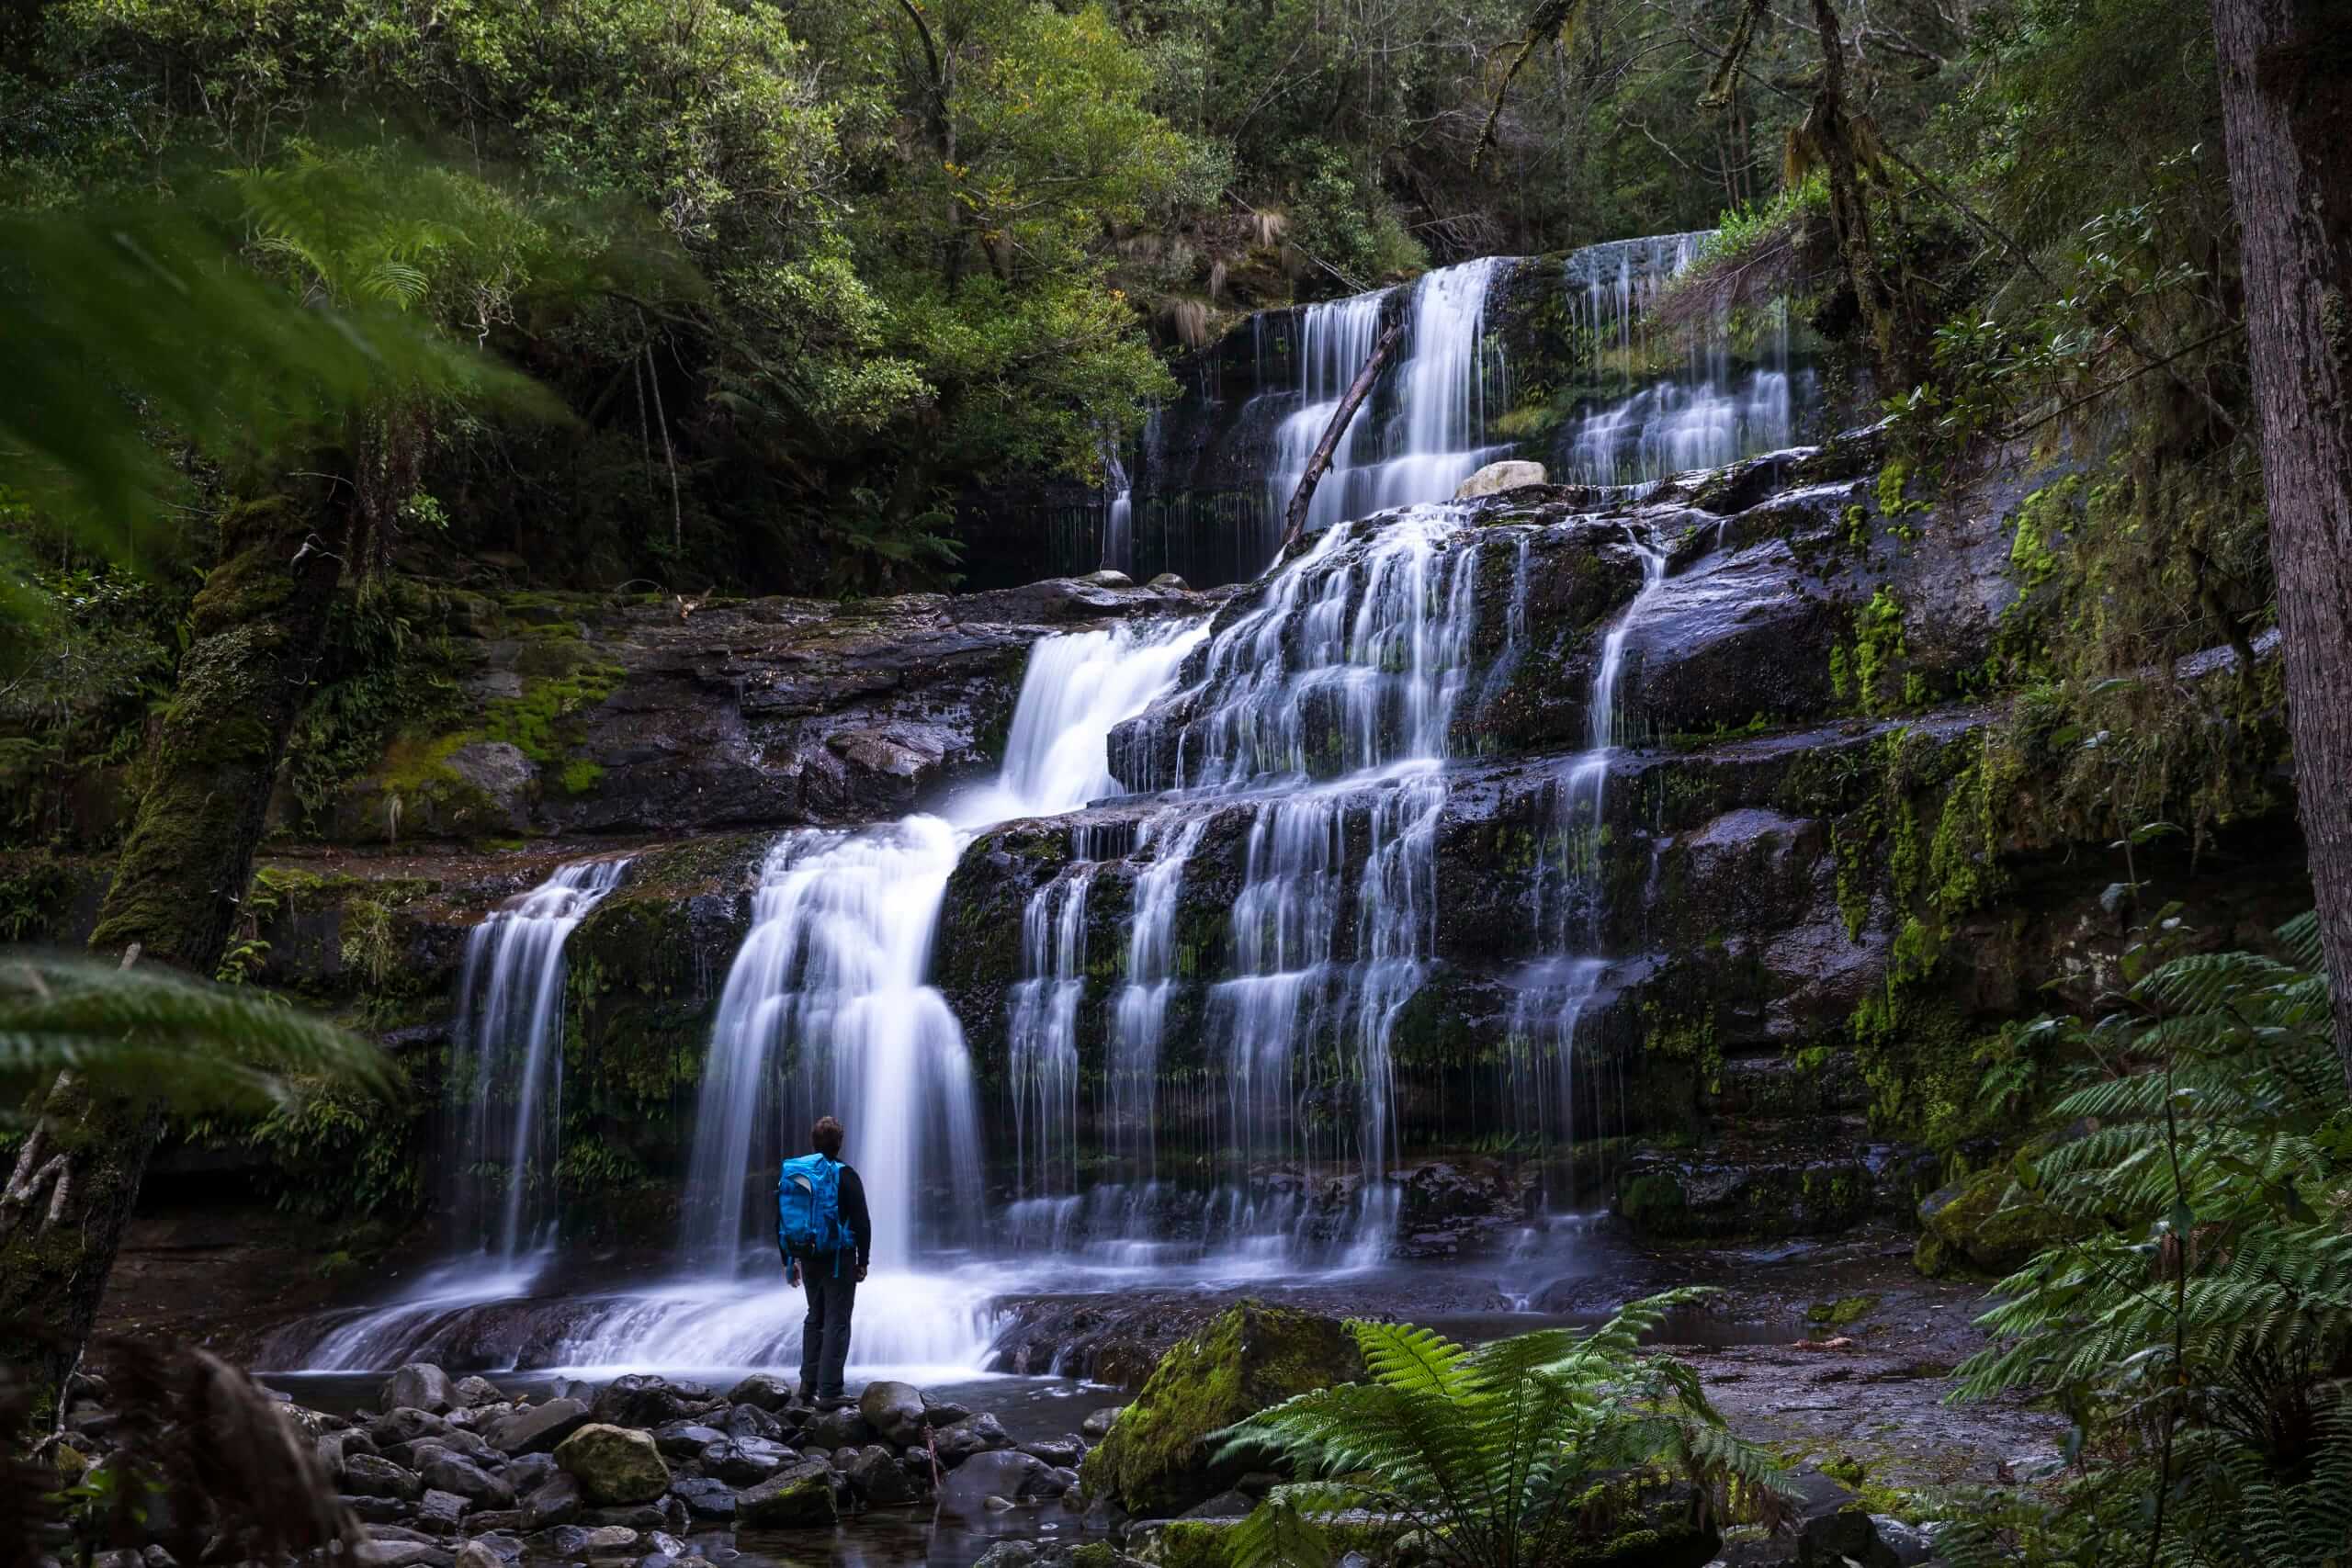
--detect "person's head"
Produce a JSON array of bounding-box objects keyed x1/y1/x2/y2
[{"x1": 811, "y1": 1115, "x2": 845, "y2": 1158}]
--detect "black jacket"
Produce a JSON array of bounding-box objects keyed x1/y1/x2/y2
[{"x1": 779, "y1": 1161, "x2": 873, "y2": 1269}]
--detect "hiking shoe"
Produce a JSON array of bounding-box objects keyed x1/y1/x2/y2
[{"x1": 819, "y1": 1393, "x2": 857, "y2": 1411}]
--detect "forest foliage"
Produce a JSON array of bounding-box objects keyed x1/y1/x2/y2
[{"x1": 0, "y1": 0, "x2": 2276, "y2": 854}]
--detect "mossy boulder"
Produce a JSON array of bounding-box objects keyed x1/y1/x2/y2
[
  {"x1": 735, "y1": 1457, "x2": 838, "y2": 1527},
  {"x1": 1914, "y1": 1168, "x2": 2066, "y2": 1277},
  {"x1": 552, "y1": 1423, "x2": 669, "y2": 1506},
  {"x1": 1078, "y1": 1301, "x2": 1363, "y2": 1517}
]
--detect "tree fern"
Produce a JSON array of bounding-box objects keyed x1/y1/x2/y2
[
  {"x1": 1945, "y1": 912, "x2": 2351, "y2": 1563},
  {"x1": 1214, "y1": 1288, "x2": 1788, "y2": 1568}
]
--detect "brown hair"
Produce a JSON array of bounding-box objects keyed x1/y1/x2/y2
[{"x1": 811, "y1": 1116, "x2": 844, "y2": 1157}]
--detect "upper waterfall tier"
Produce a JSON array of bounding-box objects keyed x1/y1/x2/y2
[{"x1": 956, "y1": 232, "x2": 1823, "y2": 590}]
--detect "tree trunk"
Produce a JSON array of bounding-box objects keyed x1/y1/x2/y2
[
  {"x1": 1807, "y1": 0, "x2": 1915, "y2": 391},
  {"x1": 2210, "y1": 0, "x2": 2352, "y2": 1089},
  {"x1": 1281, "y1": 316, "x2": 1407, "y2": 556},
  {"x1": 0, "y1": 491, "x2": 346, "y2": 1414}
]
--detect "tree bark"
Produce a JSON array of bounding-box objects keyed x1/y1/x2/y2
[
  {"x1": 1280, "y1": 315, "x2": 1406, "y2": 556},
  {"x1": 2210, "y1": 0, "x2": 2352, "y2": 1089},
  {"x1": 1806, "y1": 0, "x2": 1917, "y2": 391},
  {"x1": 0, "y1": 491, "x2": 346, "y2": 1413}
]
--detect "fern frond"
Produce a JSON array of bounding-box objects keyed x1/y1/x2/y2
[{"x1": 0, "y1": 952, "x2": 397, "y2": 1118}]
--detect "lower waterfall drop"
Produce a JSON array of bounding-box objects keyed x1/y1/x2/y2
[{"x1": 449, "y1": 857, "x2": 632, "y2": 1266}]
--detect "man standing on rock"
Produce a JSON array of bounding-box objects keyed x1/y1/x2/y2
[{"x1": 778, "y1": 1115, "x2": 873, "y2": 1408}]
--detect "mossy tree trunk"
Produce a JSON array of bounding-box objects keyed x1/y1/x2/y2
[
  {"x1": 0, "y1": 491, "x2": 347, "y2": 1414},
  {"x1": 2210, "y1": 0, "x2": 2352, "y2": 1091}
]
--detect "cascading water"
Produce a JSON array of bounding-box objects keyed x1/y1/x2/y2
[
  {"x1": 1507, "y1": 525, "x2": 1670, "y2": 1201},
  {"x1": 448, "y1": 858, "x2": 632, "y2": 1264},
  {"x1": 1557, "y1": 233, "x2": 1807, "y2": 485},
  {"x1": 1109, "y1": 509, "x2": 1483, "y2": 1263},
  {"x1": 1264, "y1": 258, "x2": 1512, "y2": 560}
]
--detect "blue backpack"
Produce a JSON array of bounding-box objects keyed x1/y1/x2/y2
[{"x1": 778, "y1": 1153, "x2": 851, "y2": 1264}]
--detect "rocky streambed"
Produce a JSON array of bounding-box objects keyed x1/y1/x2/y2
[{"x1": 47, "y1": 1265, "x2": 2045, "y2": 1568}]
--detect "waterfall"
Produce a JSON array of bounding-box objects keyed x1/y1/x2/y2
[
  {"x1": 1557, "y1": 233, "x2": 1806, "y2": 485},
  {"x1": 1124, "y1": 508, "x2": 1481, "y2": 1261},
  {"x1": 1101, "y1": 437, "x2": 1135, "y2": 573},
  {"x1": 685, "y1": 819, "x2": 980, "y2": 1273},
  {"x1": 1007, "y1": 862, "x2": 1095, "y2": 1204},
  {"x1": 1507, "y1": 525, "x2": 1670, "y2": 1199},
  {"x1": 1263, "y1": 258, "x2": 1512, "y2": 561},
  {"x1": 685, "y1": 617, "x2": 1207, "y2": 1276},
  {"x1": 447, "y1": 858, "x2": 631, "y2": 1265}
]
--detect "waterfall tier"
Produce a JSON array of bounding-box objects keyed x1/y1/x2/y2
[{"x1": 958, "y1": 236, "x2": 1820, "y2": 590}]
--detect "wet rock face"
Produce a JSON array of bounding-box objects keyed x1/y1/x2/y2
[{"x1": 319, "y1": 575, "x2": 1203, "y2": 846}]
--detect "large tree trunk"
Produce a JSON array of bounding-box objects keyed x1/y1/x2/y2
[
  {"x1": 2210, "y1": 0, "x2": 2352, "y2": 1089},
  {"x1": 0, "y1": 492, "x2": 345, "y2": 1413}
]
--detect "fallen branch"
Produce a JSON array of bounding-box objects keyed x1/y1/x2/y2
[{"x1": 1280, "y1": 315, "x2": 1406, "y2": 556}]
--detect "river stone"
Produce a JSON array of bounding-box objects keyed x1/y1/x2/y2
[
  {"x1": 941, "y1": 1450, "x2": 1050, "y2": 1509},
  {"x1": 669, "y1": 1474, "x2": 736, "y2": 1520},
  {"x1": 355, "y1": 1544, "x2": 451, "y2": 1568},
  {"x1": 505, "y1": 1453, "x2": 557, "y2": 1493},
  {"x1": 373, "y1": 1408, "x2": 450, "y2": 1447},
  {"x1": 342, "y1": 1496, "x2": 412, "y2": 1525},
  {"x1": 1079, "y1": 1406, "x2": 1125, "y2": 1439},
  {"x1": 539, "y1": 1524, "x2": 639, "y2": 1559},
  {"x1": 705, "y1": 1436, "x2": 791, "y2": 1484},
  {"x1": 1148, "y1": 573, "x2": 1190, "y2": 592},
  {"x1": 344, "y1": 1453, "x2": 424, "y2": 1501},
  {"x1": 848, "y1": 1443, "x2": 918, "y2": 1505},
  {"x1": 724, "y1": 1373, "x2": 796, "y2": 1411},
  {"x1": 382, "y1": 1365, "x2": 458, "y2": 1416},
  {"x1": 1078, "y1": 1300, "x2": 1363, "y2": 1517},
  {"x1": 520, "y1": 1470, "x2": 584, "y2": 1530},
  {"x1": 590, "y1": 1376, "x2": 713, "y2": 1429},
  {"x1": 804, "y1": 1405, "x2": 874, "y2": 1450},
  {"x1": 726, "y1": 1402, "x2": 786, "y2": 1440},
  {"x1": 921, "y1": 1395, "x2": 974, "y2": 1426},
  {"x1": 1454, "y1": 459, "x2": 1547, "y2": 499},
  {"x1": 1021, "y1": 1436, "x2": 1083, "y2": 1468},
  {"x1": 452, "y1": 1376, "x2": 505, "y2": 1408},
  {"x1": 734, "y1": 1459, "x2": 837, "y2": 1528},
  {"x1": 932, "y1": 1412, "x2": 1013, "y2": 1466},
  {"x1": 488, "y1": 1396, "x2": 591, "y2": 1455},
  {"x1": 1078, "y1": 570, "x2": 1135, "y2": 588},
  {"x1": 556, "y1": 1425, "x2": 670, "y2": 1506},
  {"x1": 414, "y1": 1490, "x2": 469, "y2": 1536},
  {"x1": 424, "y1": 1452, "x2": 515, "y2": 1507},
  {"x1": 652, "y1": 1422, "x2": 727, "y2": 1461},
  {"x1": 856, "y1": 1380, "x2": 926, "y2": 1446},
  {"x1": 450, "y1": 1545, "x2": 503, "y2": 1568}
]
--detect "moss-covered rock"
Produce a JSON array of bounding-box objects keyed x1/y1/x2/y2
[
  {"x1": 1078, "y1": 1301, "x2": 1363, "y2": 1517},
  {"x1": 553, "y1": 1422, "x2": 669, "y2": 1505},
  {"x1": 1914, "y1": 1168, "x2": 2068, "y2": 1277}
]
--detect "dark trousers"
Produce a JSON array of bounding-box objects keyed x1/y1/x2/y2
[{"x1": 797, "y1": 1254, "x2": 857, "y2": 1398}]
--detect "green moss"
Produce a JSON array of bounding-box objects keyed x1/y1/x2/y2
[
  {"x1": 481, "y1": 660, "x2": 625, "y2": 763},
  {"x1": 1079, "y1": 1301, "x2": 1363, "y2": 1516},
  {"x1": 1806, "y1": 1293, "x2": 1881, "y2": 1325},
  {"x1": 1915, "y1": 1166, "x2": 2071, "y2": 1277},
  {"x1": 1851, "y1": 588, "x2": 1907, "y2": 715},
  {"x1": 559, "y1": 760, "x2": 606, "y2": 795}
]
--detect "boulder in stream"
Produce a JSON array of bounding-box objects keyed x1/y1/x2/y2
[
  {"x1": 1078, "y1": 1299, "x2": 1363, "y2": 1517},
  {"x1": 734, "y1": 1458, "x2": 838, "y2": 1528},
  {"x1": 553, "y1": 1424, "x2": 670, "y2": 1506},
  {"x1": 380, "y1": 1364, "x2": 458, "y2": 1416}
]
